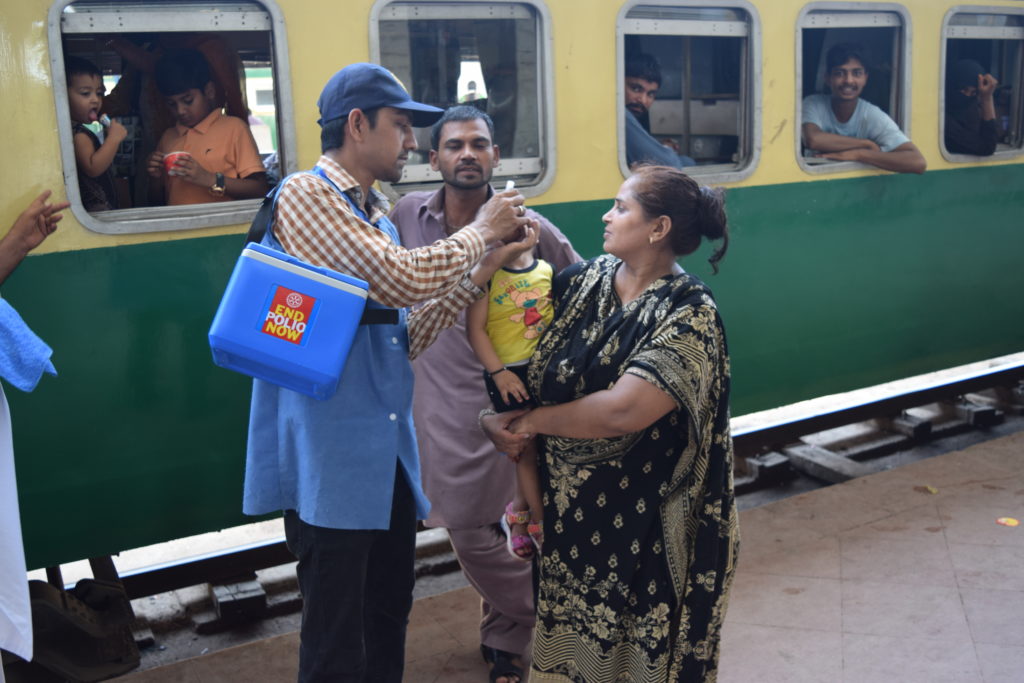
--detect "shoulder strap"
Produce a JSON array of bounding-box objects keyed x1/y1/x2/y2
[
  {"x1": 243, "y1": 184, "x2": 281, "y2": 245},
  {"x1": 244, "y1": 169, "x2": 399, "y2": 326},
  {"x1": 245, "y1": 166, "x2": 364, "y2": 246}
]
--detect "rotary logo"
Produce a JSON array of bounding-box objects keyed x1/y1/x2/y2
[{"x1": 262, "y1": 285, "x2": 316, "y2": 344}]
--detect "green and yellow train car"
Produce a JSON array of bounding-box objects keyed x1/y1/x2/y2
[{"x1": 1, "y1": 0, "x2": 1021, "y2": 569}]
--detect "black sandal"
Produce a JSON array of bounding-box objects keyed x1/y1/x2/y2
[{"x1": 480, "y1": 644, "x2": 524, "y2": 683}]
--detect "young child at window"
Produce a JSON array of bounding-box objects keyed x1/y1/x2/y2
[
  {"x1": 67, "y1": 56, "x2": 127, "y2": 212},
  {"x1": 467, "y1": 248, "x2": 554, "y2": 560},
  {"x1": 146, "y1": 49, "x2": 267, "y2": 205}
]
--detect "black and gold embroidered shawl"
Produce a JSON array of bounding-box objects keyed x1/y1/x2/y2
[{"x1": 527, "y1": 255, "x2": 739, "y2": 682}]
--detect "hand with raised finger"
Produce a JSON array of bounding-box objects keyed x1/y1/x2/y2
[
  {"x1": 0, "y1": 190, "x2": 70, "y2": 285},
  {"x1": 7, "y1": 190, "x2": 69, "y2": 252}
]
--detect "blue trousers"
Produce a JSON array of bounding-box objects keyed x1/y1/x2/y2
[{"x1": 284, "y1": 472, "x2": 416, "y2": 682}]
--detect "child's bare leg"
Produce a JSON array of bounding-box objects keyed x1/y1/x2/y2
[
  {"x1": 502, "y1": 469, "x2": 533, "y2": 560},
  {"x1": 516, "y1": 441, "x2": 543, "y2": 548},
  {"x1": 508, "y1": 477, "x2": 531, "y2": 540}
]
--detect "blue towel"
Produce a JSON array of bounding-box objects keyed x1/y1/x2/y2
[{"x1": 0, "y1": 298, "x2": 56, "y2": 392}]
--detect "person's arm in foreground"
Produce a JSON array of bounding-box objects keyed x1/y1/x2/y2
[
  {"x1": 408, "y1": 223, "x2": 539, "y2": 359},
  {"x1": 276, "y1": 177, "x2": 526, "y2": 307},
  {"x1": 0, "y1": 191, "x2": 69, "y2": 286},
  {"x1": 483, "y1": 374, "x2": 676, "y2": 458}
]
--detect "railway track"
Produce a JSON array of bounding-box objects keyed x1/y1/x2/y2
[{"x1": 9, "y1": 362, "x2": 1024, "y2": 682}]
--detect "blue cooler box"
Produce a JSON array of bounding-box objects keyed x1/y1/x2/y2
[{"x1": 209, "y1": 242, "x2": 369, "y2": 400}]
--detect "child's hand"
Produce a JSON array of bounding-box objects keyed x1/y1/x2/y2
[
  {"x1": 147, "y1": 151, "x2": 165, "y2": 178},
  {"x1": 106, "y1": 118, "x2": 128, "y2": 145},
  {"x1": 494, "y1": 369, "x2": 529, "y2": 404},
  {"x1": 480, "y1": 220, "x2": 539, "y2": 271},
  {"x1": 167, "y1": 155, "x2": 215, "y2": 188}
]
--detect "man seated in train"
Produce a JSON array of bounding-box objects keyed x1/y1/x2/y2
[
  {"x1": 623, "y1": 53, "x2": 696, "y2": 168},
  {"x1": 945, "y1": 58, "x2": 1000, "y2": 156},
  {"x1": 801, "y1": 42, "x2": 926, "y2": 174},
  {"x1": 242, "y1": 63, "x2": 537, "y2": 682}
]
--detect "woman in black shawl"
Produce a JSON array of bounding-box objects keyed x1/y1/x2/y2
[{"x1": 484, "y1": 166, "x2": 738, "y2": 682}]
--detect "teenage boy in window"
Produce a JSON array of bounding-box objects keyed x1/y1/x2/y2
[
  {"x1": 802, "y1": 42, "x2": 926, "y2": 174},
  {"x1": 146, "y1": 49, "x2": 268, "y2": 204}
]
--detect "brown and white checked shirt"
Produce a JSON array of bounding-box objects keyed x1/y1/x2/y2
[{"x1": 274, "y1": 155, "x2": 486, "y2": 359}]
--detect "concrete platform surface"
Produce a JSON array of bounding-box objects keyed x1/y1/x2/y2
[{"x1": 113, "y1": 430, "x2": 1024, "y2": 683}]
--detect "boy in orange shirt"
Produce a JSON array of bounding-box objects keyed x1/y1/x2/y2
[{"x1": 146, "y1": 49, "x2": 267, "y2": 204}]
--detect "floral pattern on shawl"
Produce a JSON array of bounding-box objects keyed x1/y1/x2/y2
[{"x1": 527, "y1": 255, "x2": 739, "y2": 682}]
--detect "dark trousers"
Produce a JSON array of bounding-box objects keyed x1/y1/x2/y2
[{"x1": 284, "y1": 472, "x2": 416, "y2": 683}]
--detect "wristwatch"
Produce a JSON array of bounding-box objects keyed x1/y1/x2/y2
[
  {"x1": 457, "y1": 274, "x2": 485, "y2": 299},
  {"x1": 209, "y1": 172, "x2": 226, "y2": 197}
]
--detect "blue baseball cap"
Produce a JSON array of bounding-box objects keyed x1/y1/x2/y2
[{"x1": 317, "y1": 63, "x2": 444, "y2": 128}]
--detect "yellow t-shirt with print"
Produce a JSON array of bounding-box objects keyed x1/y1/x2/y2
[{"x1": 485, "y1": 259, "x2": 554, "y2": 365}]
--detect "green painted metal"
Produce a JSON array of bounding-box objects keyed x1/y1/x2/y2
[
  {"x1": 6, "y1": 164, "x2": 1023, "y2": 568},
  {"x1": 537, "y1": 165, "x2": 1024, "y2": 415}
]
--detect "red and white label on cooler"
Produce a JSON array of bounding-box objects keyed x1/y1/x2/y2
[{"x1": 262, "y1": 285, "x2": 316, "y2": 344}]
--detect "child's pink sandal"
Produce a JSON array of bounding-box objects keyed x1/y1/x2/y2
[
  {"x1": 499, "y1": 503, "x2": 534, "y2": 561},
  {"x1": 527, "y1": 521, "x2": 543, "y2": 553}
]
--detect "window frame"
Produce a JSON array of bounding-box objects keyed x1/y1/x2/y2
[
  {"x1": 615, "y1": 0, "x2": 762, "y2": 184},
  {"x1": 941, "y1": 5, "x2": 1024, "y2": 163},
  {"x1": 795, "y1": 1, "x2": 912, "y2": 175},
  {"x1": 369, "y1": 0, "x2": 556, "y2": 198},
  {"x1": 49, "y1": 0, "x2": 297, "y2": 235}
]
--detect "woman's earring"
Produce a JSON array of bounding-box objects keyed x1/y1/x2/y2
[{"x1": 649, "y1": 235, "x2": 655, "y2": 244}]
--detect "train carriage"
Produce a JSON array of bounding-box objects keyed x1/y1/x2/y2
[{"x1": 0, "y1": 0, "x2": 1021, "y2": 577}]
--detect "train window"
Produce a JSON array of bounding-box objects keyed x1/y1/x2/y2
[
  {"x1": 370, "y1": 1, "x2": 554, "y2": 194},
  {"x1": 942, "y1": 9, "x2": 1024, "y2": 161},
  {"x1": 617, "y1": 2, "x2": 762, "y2": 182},
  {"x1": 797, "y1": 4, "x2": 911, "y2": 174},
  {"x1": 49, "y1": 0, "x2": 297, "y2": 234}
]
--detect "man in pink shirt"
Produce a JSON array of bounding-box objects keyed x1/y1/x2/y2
[{"x1": 391, "y1": 106, "x2": 580, "y2": 683}]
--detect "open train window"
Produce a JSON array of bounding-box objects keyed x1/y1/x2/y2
[
  {"x1": 941, "y1": 8, "x2": 1024, "y2": 162},
  {"x1": 797, "y1": 3, "x2": 911, "y2": 174},
  {"x1": 50, "y1": 0, "x2": 296, "y2": 234},
  {"x1": 370, "y1": 0, "x2": 555, "y2": 195},
  {"x1": 616, "y1": 2, "x2": 761, "y2": 183}
]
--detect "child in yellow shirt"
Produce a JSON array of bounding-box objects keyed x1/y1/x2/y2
[{"x1": 467, "y1": 249, "x2": 553, "y2": 560}]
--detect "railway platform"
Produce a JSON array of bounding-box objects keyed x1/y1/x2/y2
[{"x1": 108, "y1": 429, "x2": 1024, "y2": 683}]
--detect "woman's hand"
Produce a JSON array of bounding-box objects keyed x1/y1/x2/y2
[
  {"x1": 481, "y1": 409, "x2": 533, "y2": 460},
  {"x1": 507, "y1": 411, "x2": 535, "y2": 436}
]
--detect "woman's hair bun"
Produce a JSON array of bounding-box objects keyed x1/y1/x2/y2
[{"x1": 695, "y1": 186, "x2": 727, "y2": 240}]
